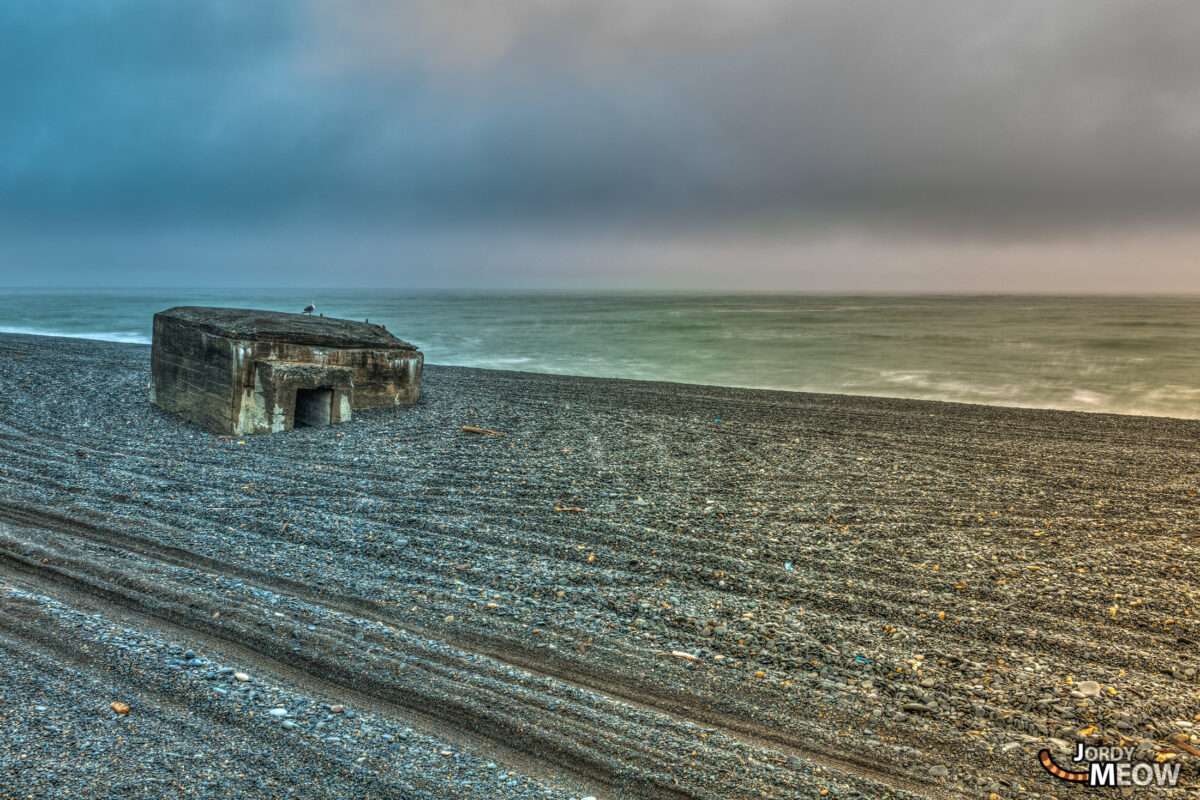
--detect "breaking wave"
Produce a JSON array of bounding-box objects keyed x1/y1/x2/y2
[{"x1": 0, "y1": 327, "x2": 151, "y2": 345}]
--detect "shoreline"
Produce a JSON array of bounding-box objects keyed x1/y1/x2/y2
[
  {"x1": 1, "y1": 331, "x2": 1198, "y2": 798},
  {"x1": 4, "y1": 328, "x2": 1199, "y2": 424}
]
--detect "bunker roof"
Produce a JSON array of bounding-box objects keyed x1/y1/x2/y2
[{"x1": 156, "y1": 306, "x2": 416, "y2": 349}]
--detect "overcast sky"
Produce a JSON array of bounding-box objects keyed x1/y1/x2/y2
[{"x1": 2, "y1": 1, "x2": 1199, "y2": 291}]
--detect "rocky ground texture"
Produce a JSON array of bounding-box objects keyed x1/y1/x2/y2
[{"x1": 1, "y1": 332, "x2": 1198, "y2": 799}]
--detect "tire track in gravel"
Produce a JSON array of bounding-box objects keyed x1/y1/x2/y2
[
  {"x1": 15, "y1": 424, "x2": 1179, "y2": 666},
  {"x1": 1, "y1": 523, "x2": 949, "y2": 799},
  {"x1": 0, "y1": 501, "x2": 946, "y2": 799},
  {"x1": 0, "y1": 540, "x2": 690, "y2": 800},
  {"x1": 3, "y1": 419, "x2": 1195, "y2": 746},
  {"x1": 9, "y1": 481, "x2": 1194, "y2": 793},
  {"x1": 0, "y1": 617, "x2": 428, "y2": 800}
]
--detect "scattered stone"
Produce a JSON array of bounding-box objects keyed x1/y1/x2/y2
[{"x1": 4, "y1": 333, "x2": 1200, "y2": 800}]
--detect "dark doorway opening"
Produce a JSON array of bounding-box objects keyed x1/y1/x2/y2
[{"x1": 295, "y1": 388, "x2": 333, "y2": 428}]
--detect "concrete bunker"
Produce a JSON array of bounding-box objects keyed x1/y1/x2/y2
[{"x1": 150, "y1": 306, "x2": 422, "y2": 435}]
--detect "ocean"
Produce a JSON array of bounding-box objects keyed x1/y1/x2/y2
[{"x1": 2, "y1": 289, "x2": 1197, "y2": 419}]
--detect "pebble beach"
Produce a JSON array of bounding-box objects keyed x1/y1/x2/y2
[{"x1": 1, "y1": 331, "x2": 1199, "y2": 799}]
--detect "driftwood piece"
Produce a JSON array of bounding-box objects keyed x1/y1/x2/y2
[{"x1": 461, "y1": 426, "x2": 505, "y2": 435}]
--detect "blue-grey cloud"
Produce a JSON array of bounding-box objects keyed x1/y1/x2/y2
[{"x1": 3, "y1": 1, "x2": 1200, "y2": 288}]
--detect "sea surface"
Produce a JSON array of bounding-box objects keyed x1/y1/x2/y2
[{"x1": 2, "y1": 290, "x2": 1198, "y2": 419}]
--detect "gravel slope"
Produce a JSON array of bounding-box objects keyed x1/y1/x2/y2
[{"x1": 1, "y1": 332, "x2": 1199, "y2": 799}]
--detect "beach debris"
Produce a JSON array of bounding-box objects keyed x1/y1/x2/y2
[
  {"x1": 1167, "y1": 734, "x2": 1200, "y2": 757},
  {"x1": 233, "y1": 672, "x2": 250, "y2": 682},
  {"x1": 555, "y1": 505, "x2": 585, "y2": 513},
  {"x1": 461, "y1": 426, "x2": 505, "y2": 435},
  {"x1": 657, "y1": 651, "x2": 699, "y2": 661},
  {"x1": 784, "y1": 561, "x2": 793, "y2": 570},
  {"x1": 109, "y1": 701, "x2": 130, "y2": 715}
]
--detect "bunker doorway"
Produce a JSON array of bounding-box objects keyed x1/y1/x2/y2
[{"x1": 295, "y1": 388, "x2": 334, "y2": 428}]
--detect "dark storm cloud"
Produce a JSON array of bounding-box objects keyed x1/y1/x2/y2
[{"x1": 3, "y1": 1, "x2": 1200, "y2": 237}]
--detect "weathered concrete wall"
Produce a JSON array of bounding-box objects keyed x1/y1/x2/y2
[
  {"x1": 150, "y1": 308, "x2": 422, "y2": 435},
  {"x1": 237, "y1": 360, "x2": 354, "y2": 435},
  {"x1": 150, "y1": 314, "x2": 236, "y2": 433},
  {"x1": 323, "y1": 346, "x2": 423, "y2": 408},
  {"x1": 228, "y1": 340, "x2": 422, "y2": 413}
]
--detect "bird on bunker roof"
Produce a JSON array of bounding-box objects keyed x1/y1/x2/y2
[{"x1": 302, "y1": 303, "x2": 316, "y2": 315}]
